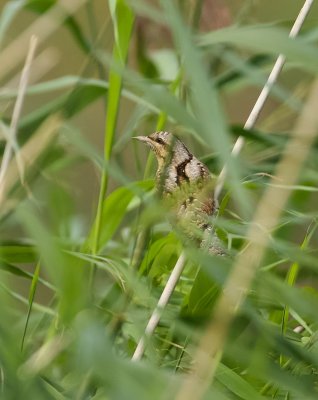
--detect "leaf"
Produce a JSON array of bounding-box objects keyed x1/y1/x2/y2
[
  {"x1": 88, "y1": 180, "x2": 153, "y2": 252},
  {"x1": 216, "y1": 363, "x2": 264, "y2": 400},
  {"x1": 231, "y1": 125, "x2": 287, "y2": 147},
  {"x1": 1, "y1": 76, "x2": 108, "y2": 99},
  {"x1": 0, "y1": 243, "x2": 37, "y2": 263},
  {"x1": 0, "y1": 258, "x2": 54, "y2": 290},
  {"x1": 216, "y1": 54, "x2": 272, "y2": 88},
  {"x1": 139, "y1": 233, "x2": 180, "y2": 277},
  {"x1": 104, "y1": 0, "x2": 135, "y2": 160},
  {"x1": 0, "y1": 281, "x2": 55, "y2": 316},
  {"x1": 185, "y1": 268, "x2": 220, "y2": 318},
  {"x1": 24, "y1": 0, "x2": 55, "y2": 13},
  {"x1": 0, "y1": 259, "x2": 32, "y2": 279},
  {"x1": 281, "y1": 221, "x2": 318, "y2": 338},
  {"x1": 109, "y1": 0, "x2": 135, "y2": 62},
  {"x1": 199, "y1": 25, "x2": 318, "y2": 75},
  {"x1": 21, "y1": 261, "x2": 41, "y2": 351}
]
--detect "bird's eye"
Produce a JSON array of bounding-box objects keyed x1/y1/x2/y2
[{"x1": 155, "y1": 137, "x2": 165, "y2": 145}]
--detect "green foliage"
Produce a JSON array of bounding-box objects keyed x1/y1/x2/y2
[{"x1": 0, "y1": 0, "x2": 318, "y2": 399}]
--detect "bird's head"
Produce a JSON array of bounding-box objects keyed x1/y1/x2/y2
[{"x1": 133, "y1": 131, "x2": 176, "y2": 165}]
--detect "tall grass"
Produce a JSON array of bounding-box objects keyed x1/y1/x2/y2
[{"x1": 0, "y1": 0, "x2": 318, "y2": 399}]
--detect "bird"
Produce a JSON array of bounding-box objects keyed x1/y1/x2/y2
[{"x1": 134, "y1": 131, "x2": 225, "y2": 256}]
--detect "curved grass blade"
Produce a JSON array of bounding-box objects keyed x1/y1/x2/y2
[
  {"x1": 21, "y1": 261, "x2": 41, "y2": 351},
  {"x1": 0, "y1": 259, "x2": 55, "y2": 291}
]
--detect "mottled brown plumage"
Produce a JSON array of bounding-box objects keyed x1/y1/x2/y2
[{"x1": 134, "y1": 131, "x2": 224, "y2": 255}]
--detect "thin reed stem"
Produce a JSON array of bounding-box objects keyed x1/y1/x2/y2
[
  {"x1": 0, "y1": 35, "x2": 37, "y2": 195},
  {"x1": 214, "y1": 0, "x2": 314, "y2": 201}
]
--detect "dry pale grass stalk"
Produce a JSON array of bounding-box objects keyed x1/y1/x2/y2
[
  {"x1": 214, "y1": 0, "x2": 314, "y2": 201},
  {"x1": 0, "y1": 0, "x2": 88, "y2": 82},
  {"x1": 0, "y1": 47, "x2": 60, "y2": 117},
  {"x1": 0, "y1": 114, "x2": 63, "y2": 211},
  {"x1": 175, "y1": 79, "x2": 318, "y2": 400},
  {"x1": 0, "y1": 47, "x2": 60, "y2": 97},
  {"x1": 19, "y1": 334, "x2": 71, "y2": 378},
  {"x1": 0, "y1": 35, "x2": 38, "y2": 190}
]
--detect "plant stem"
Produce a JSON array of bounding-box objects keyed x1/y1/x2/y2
[{"x1": 214, "y1": 0, "x2": 314, "y2": 201}]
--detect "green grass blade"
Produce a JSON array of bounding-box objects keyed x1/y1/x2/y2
[
  {"x1": 90, "y1": 0, "x2": 134, "y2": 281},
  {"x1": 0, "y1": 259, "x2": 55, "y2": 290},
  {"x1": 21, "y1": 261, "x2": 41, "y2": 351},
  {"x1": 199, "y1": 25, "x2": 318, "y2": 75},
  {"x1": 281, "y1": 221, "x2": 318, "y2": 337},
  {"x1": 216, "y1": 363, "x2": 264, "y2": 400},
  {"x1": 0, "y1": 282, "x2": 55, "y2": 316}
]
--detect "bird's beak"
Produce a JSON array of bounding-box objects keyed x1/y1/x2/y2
[
  {"x1": 132, "y1": 136, "x2": 150, "y2": 143},
  {"x1": 133, "y1": 136, "x2": 156, "y2": 151}
]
